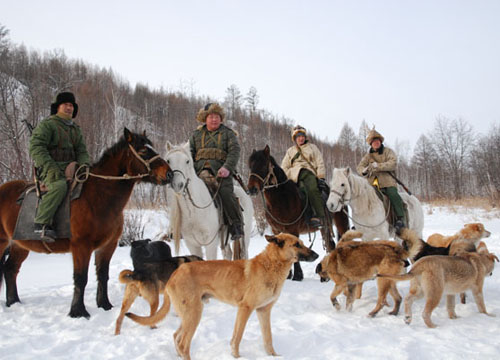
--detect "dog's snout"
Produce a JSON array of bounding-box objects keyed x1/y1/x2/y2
[{"x1": 315, "y1": 263, "x2": 322, "y2": 274}]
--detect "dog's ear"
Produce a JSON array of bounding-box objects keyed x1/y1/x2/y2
[{"x1": 265, "y1": 234, "x2": 285, "y2": 248}]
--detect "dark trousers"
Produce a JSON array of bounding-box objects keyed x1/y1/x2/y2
[
  {"x1": 381, "y1": 186, "x2": 405, "y2": 222},
  {"x1": 218, "y1": 176, "x2": 243, "y2": 227},
  {"x1": 298, "y1": 169, "x2": 325, "y2": 218}
]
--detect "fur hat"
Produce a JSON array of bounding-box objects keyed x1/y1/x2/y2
[
  {"x1": 50, "y1": 92, "x2": 78, "y2": 118},
  {"x1": 196, "y1": 103, "x2": 225, "y2": 123},
  {"x1": 291, "y1": 125, "x2": 307, "y2": 142},
  {"x1": 366, "y1": 128, "x2": 384, "y2": 145}
]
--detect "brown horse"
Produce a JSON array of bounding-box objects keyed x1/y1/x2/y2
[
  {"x1": 0, "y1": 128, "x2": 173, "y2": 318},
  {"x1": 248, "y1": 145, "x2": 349, "y2": 281}
]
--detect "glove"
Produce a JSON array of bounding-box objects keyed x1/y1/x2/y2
[
  {"x1": 371, "y1": 162, "x2": 378, "y2": 169},
  {"x1": 217, "y1": 166, "x2": 230, "y2": 178},
  {"x1": 65, "y1": 161, "x2": 78, "y2": 181},
  {"x1": 362, "y1": 166, "x2": 370, "y2": 177}
]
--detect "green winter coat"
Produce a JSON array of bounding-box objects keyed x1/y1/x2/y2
[
  {"x1": 189, "y1": 124, "x2": 240, "y2": 175},
  {"x1": 29, "y1": 115, "x2": 90, "y2": 183}
]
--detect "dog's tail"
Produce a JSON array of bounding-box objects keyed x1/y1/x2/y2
[
  {"x1": 118, "y1": 269, "x2": 135, "y2": 284},
  {"x1": 397, "y1": 228, "x2": 422, "y2": 261},
  {"x1": 126, "y1": 289, "x2": 171, "y2": 327},
  {"x1": 339, "y1": 230, "x2": 363, "y2": 243},
  {"x1": 377, "y1": 273, "x2": 414, "y2": 281}
]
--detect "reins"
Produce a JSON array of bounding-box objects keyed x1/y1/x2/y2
[
  {"x1": 251, "y1": 161, "x2": 309, "y2": 226},
  {"x1": 75, "y1": 144, "x2": 160, "y2": 183},
  {"x1": 172, "y1": 169, "x2": 223, "y2": 210}
]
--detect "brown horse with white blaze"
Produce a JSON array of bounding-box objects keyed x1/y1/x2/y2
[
  {"x1": 0, "y1": 128, "x2": 173, "y2": 318},
  {"x1": 248, "y1": 145, "x2": 349, "y2": 281}
]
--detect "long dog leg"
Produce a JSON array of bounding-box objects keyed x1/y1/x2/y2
[
  {"x1": 230, "y1": 305, "x2": 253, "y2": 358},
  {"x1": 256, "y1": 302, "x2": 278, "y2": 356},
  {"x1": 115, "y1": 283, "x2": 140, "y2": 335}
]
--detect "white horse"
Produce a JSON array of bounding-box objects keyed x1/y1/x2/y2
[
  {"x1": 327, "y1": 168, "x2": 424, "y2": 241},
  {"x1": 164, "y1": 142, "x2": 254, "y2": 260}
]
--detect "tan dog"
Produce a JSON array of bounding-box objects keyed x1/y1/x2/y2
[
  {"x1": 126, "y1": 233, "x2": 318, "y2": 359},
  {"x1": 315, "y1": 229, "x2": 420, "y2": 317},
  {"x1": 379, "y1": 246, "x2": 499, "y2": 328},
  {"x1": 427, "y1": 223, "x2": 491, "y2": 248}
]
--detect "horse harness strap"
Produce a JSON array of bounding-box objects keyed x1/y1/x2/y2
[
  {"x1": 195, "y1": 131, "x2": 227, "y2": 162},
  {"x1": 75, "y1": 144, "x2": 160, "y2": 182}
]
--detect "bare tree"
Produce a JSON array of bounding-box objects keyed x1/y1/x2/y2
[{"x1": 430, "y1": 116, "x2": 475, "y2": 199}]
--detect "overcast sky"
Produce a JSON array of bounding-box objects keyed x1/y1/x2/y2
[{"x1": 3, "y1": 0, "x2": 499, "y2": 150}]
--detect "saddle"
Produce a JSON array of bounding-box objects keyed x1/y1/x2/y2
[{"x1": 12, "y1": 181, "x2": 83, "y2": 240}]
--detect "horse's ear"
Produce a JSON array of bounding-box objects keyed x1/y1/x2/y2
[
  {"x1": 265, "y1": 234, "x2": 284, "y2": 248},
  {"x1": 183, "y1": 141, "x2": 190, "y2": 153},
  {"x1": 143, "y1": 130, "x2": 147, "y2": 137},
  {"x1": 165, "y1": 141, "x2": 172, "y2": 152},
  {"x1": 252, "y1": 149, "x2": 256, "y2": 154},
  {"x1": 264, "y1": 145, "x2": 270, "y2": 156},
  {"x1": 124, "y1": 128, "x2": 133, "y2": 143},
  {"x1": 344, "y1": 167, "x2": 351, "y2": 176}
]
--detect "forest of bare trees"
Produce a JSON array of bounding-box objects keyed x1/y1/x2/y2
[{"x1": 1, "y1": 24, "x2": 498, "y2": 213}]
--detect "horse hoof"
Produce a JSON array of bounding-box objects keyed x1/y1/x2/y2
[
  {"x1": 98, "y1": 302, "x2": 113, "y2": 311},
  {"x1": 69, "y1": 307, "x2": 91, "y2": 319},
  {"x1": 292, "y1": 275, "x2": 303, "y2": 281}
]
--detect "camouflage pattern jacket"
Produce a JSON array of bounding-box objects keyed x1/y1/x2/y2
[{"x1": 189, "y1": 124, "x2": 240, "y2": 175}]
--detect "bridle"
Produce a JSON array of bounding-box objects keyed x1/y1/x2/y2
[
  {"x1": 169, "y1": 169, "x2": 222, "y2": 210},
  {"x1": 249, "y1": 161, "x2": 288, "y2": 191},
  {"x1": 76, "y1": 143, "x2": 162, "y2": 183}
]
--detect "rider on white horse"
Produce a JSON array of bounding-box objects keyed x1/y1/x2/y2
[
  {"x1": 189, "y1": 103, "x2": 244, "y2": 241},
  {"x1": 357, "y1": 128, "x2": 406, "y2": 233}
]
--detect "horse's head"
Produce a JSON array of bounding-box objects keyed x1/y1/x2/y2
[
  {"x1": 247, "y1": 145, "x2": 272, "y2": 196},
  {"x1": 327, "y1": 168, "x2": 352, "y2": 212},
  {"x1": 165, "y1": 141, "x2": 195, "y2": 193},
  {"x1": 124, "y1": 128, "x2": 173, "y2": 185}
]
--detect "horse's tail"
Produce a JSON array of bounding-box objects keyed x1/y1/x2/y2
[
  {"x1": 0, "y1": 246, "x2": 10, "y2": 292},
  {"x1": 125, "y1": 288, "x2": 171, "y2": 327},
  {"x1": 170, "y1": 195, "x2": 182, "y2": 255}
]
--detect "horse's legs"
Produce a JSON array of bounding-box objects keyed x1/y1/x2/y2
[
  {"x1": 3, "y1": 244, "x2": 29, "y2": 306},
  {"x1": 185, "y1": 240, "x2": 204, "y2": 259},
  {"x1": 69, "y1": 244, "x2": 92, "y2": 318},
  {"x1": 292, "y1": 262, "x2": 303, "y2": 281},
  {"x1": 94, "y1": 236, "x2": 119, "y2": 311}
]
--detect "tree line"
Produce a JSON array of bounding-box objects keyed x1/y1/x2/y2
[{"x1": 1, "y1": 25, "x2": 498, "y2": 211}]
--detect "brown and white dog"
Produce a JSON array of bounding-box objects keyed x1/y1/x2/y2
[
  {"x1": 379, "y1": 246, "x2": 498, "y2": 328},
  {"x1": 315, "y1": 229, "x2": 420, "y2": 317},
  {"x1": 126, "y1": 233, "x2": 318, "y2": 360},
  {"x1": 426, "y1": 223, "x2": 491, "y2": 248}
]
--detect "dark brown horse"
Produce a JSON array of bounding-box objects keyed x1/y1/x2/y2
[
  {"x1": 0, "y1": 128, "x2": 173, "y2": 318},
  {"x1": 248, "y1": 145, "x2": 349, "y2": 281}
]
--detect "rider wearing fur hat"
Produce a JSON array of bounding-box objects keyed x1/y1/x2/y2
[
  {"x1": 189, "y1": 103, "x2": 244, "y2": 240},
  {"x1": 281, "y1": 125, "x2": 326, "y2": 229},
  {"x1": 29, "y1": 92, "x2": 90, "y2": 242},
  {"x1": 357, "y1": 128, "x2": 406, "y2": 232}
]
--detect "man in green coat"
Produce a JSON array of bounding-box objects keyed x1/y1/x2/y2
[
  {"x1": 189, "y1": 103, "x2": 244, "y2": 240},
  {"x1": 29, "y1": 92, "x2": 90, "y2": 242},
  {"x1": 357, "y1": 128, "x2": 405, "y2": 232}
]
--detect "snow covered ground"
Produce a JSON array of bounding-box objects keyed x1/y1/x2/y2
[{"x1": 1, "y1": 205, "x2": 499, "y2": 360}]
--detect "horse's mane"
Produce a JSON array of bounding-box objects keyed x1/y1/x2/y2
[
  {"x1": 268, "y1": 155, "x2": 288, "y2": 183},
  {"x1": 347, "y1": 170, "x2": 382, "y2": 212},
  {"x1": 92, "y1": 132, "x2": 152, "y2": 168}
]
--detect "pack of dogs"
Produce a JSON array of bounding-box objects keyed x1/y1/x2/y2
[{"x1": 114, "y1": 222, "x2": 495, "y2": 358}]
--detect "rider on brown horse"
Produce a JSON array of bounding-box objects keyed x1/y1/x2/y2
[
  {"x1": 28, "y1": 92, "x2": 90, "y2": 242},
  {"x1": 281, "y1": 125, "x2": 326, "y2": 229}
]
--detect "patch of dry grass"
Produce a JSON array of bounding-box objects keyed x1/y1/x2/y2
[{"x1": 424, "y1": 197, "x2": 500, "y2": 219}]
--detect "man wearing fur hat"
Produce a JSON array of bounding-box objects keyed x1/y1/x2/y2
[
  {"x1": 357, "y1": 128, "x2": 405, "y2": 232},
  {"x1": 189, "y1": 103, "x2": 244, "y2": 240},
  {"x1": 29, "y1": 92, "x2": 90, "y2": 242},
  {"x1": 281, "y1": 125, "x2": 326, "y2": 228}
]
